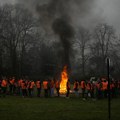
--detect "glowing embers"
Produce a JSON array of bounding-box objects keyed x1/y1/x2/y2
[{"x1": 60, "y1": 66, "x2": 68, "y2": 94}]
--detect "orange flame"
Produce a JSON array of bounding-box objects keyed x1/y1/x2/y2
[{"x1": 60, "y1": 66, "x2": 68, "y2": 94}]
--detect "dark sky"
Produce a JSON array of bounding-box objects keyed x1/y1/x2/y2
[{"x1": 0, "y1": 0, "x2": 120, "y2": 33}]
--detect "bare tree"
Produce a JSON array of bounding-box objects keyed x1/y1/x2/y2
[
  {"x1": 109, "y1": 36, "x2": 120, "y2": 78},
  {"x1": 0, "y1": 4, "x2": 36, "y2": 76},
  {"x1": 74, "y1": 26, "x2": 91, "y2": 77},
  {"x1": 90, "y1": 23, "x2": 116, "y2": 75}
]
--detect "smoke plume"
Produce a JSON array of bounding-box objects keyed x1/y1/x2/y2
[
  {"x1": 52, "y1": 18, "x2": 74, "y2": 70},
  {"x1": 16, "y1": 0, "x2": 95, "y2": 70}
]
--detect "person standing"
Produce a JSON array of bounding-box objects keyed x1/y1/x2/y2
[
  {"x1": 43, "y1": 80, "x2": 48, "y2": 97},
  {"x1": 86, "y1": 80, "x2": 91, "y2": 98},
  {"x1": 18, "y1": 78, "x2": 23, "y2": 96},
  {"x1": 55, "y1": 80, "x2": 60, "y2": 97},
  {"x1": 73, "y1": 80, "x2": 79, "y2": 97},
  {"x1": 50, "y1": 79, "x2": 54, "y2": 97},
  {"x1": 96, "y1": 80, "x2": 103, "y2": 99},
  {"x1": 80, "y1": 80, "x2": 86, "y2": 100},
  {"x1": 66, "y1": 79, "x2": 70, "y2": 98},
  {"x1": 21, "y1": 80, "x2": 27, "y2": 97},
  {"x1": 91, "y1": 81, "x2": 95, "y2": 99},
  {"x1": 27, "y1": 80, "x2": 35, "y2": 97},
  {"x1": 9, "y1": 77, "x2": 15, "y2": 95},
  {"x1": 36, "y1": 80, "x2": 41, "y2": 97},
  {"x1": 27, "y1": 80, "x2": 32, "y2": 97},
  {"x1": 1, "y1": 78, "x2": 8, "y2": 97},
  {"x1": 102, "y1": 80, "x2": 108, "y2": 98}
]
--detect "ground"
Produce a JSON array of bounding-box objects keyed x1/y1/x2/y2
[{"x1": 0, "y1": 96, "x2": 120, "y2": 120}]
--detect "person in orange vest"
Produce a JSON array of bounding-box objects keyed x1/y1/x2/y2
[
  {"x1": 50, "y1": 79, "x2": 54, "y2": 97},
  {"x1": 73, "y1": 80, "x2": 79, "y2": 97},
  {"x1": 43, "y1": 80, "x2": 48, "y2": 97},
  {"x1": 21, "y1": 80, "x2": 27, "y2": 97},
  {"x1": 27, "y1": 80, "x2": 31, "y2": 97},
  {"x1": 55, "y1": 80, "x2": 60, "y2": 97},
  {"x1": 80, "y1": 80, "x2": 86, "y2": 100},
  {"x1": 36, "y1": 80, "x2": 41, "y2": 97},
  {"x1": 102, "y1": 80, "x2": 108, "y2": 98},
  {"x1": 47, "y1": 80, "x2": 51, "y2": 97},
  {"x1": 96, "y1": 80, "x2": 103, "y2": 99},
  {"x1": 1, "y1": 78, "x2": 8, "y2": 97},
  {"x1": 86, "y1": 80, "x2": 91, "y2": 98},
  {"x1": 66, "y1": 79, "x2": 70, "y2": 98},
  {"x1": 110, "y1": 80, "x2": 115, "y2": 98},
  {"x1": 18, "y1": 78, "x2": 23, "y2": 96},
  {"x1": 91, "y1": 81, "x2": 96, "y2": 99},
  {"x1": 27, "y1": 80, "x2": 35, "y2": 97},
  {"x1": 13, "y1": 81, "x2": 18, "y2": 95},
  {"x1": 9, "y1": 77, "x2": 15, "y2": 94}
]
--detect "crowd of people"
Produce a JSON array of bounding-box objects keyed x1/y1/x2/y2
[{"x1": 0, "y1": 77, "x2": 120, "y2": 100}]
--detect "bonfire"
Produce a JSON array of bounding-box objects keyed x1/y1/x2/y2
[{"x1": 59, "y1": 66, "x2": 68, "y2": 94}]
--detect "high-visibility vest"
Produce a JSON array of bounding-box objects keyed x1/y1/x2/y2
[
  {"x1": 18, "y1": 79, "x2": 23, "y2": 87},
  {"x1": 30, "y1": 81, "x2": 35, "y2": 89},
  {"x1": 36, "y1": 81, "x2": 41, "y2": 88},
  {"x1": 102, "y1": 82, "x2": 108, "y2": 90},
  {"x1": 112, "y1": 83, "x2": 115, "y2": 89},
  {"x1": 81, "y1": 81, "x2": 86, "y2": 89},
  {"x1": 86, "y1": 82, "x2": 91, "y2": 90},
  {"x1": 21, "y1": 82, "x2": 27, "y2": 89},
  {"x1": 96, "y1": 82, "x2": 102, "y2": 90},
  {"x1": 50, "y1": 80, "x2": 54, "y2": 88},
  {"x1": 1, "y1": 80, "x2": 7, "y2": 87},
  {"x1": 27, "y1": 81, "x2": 34, "y2": 89},
  {"x1": 96, "y1": 83, "x2": 99, "y2": 89},
  {"x1": 73, "y1": 82, "x2": 79, "y2": 89},
  {"x1": 18, "y1": 80, "x2": 21, "y2": 87},
  {"x1": 10, "y1": 79, "x2": 15, "y2": 85},
  {"x1": 55, "y1": 81, "x2": 60, "y2": 89},
  {"x1": 43, "y1": 81, "x2": 48, "y2": 89}
]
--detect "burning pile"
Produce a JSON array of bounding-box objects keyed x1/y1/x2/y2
[{"x1": 60, "y1": 66, "x2": 68, "y2": 94}]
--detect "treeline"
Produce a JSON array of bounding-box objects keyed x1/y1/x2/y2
[{"x1": 0, "y1": 4, "x2": 120, "y2": 80}]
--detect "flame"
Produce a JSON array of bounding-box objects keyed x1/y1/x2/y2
[{"x1": 60, "y1": 66, "x2": 68, "y2": 94}]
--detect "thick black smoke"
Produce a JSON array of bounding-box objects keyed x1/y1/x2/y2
[
  {"x1": 36, "y1": 0, "x2": 75, "y2": 70},
  {"x1": 52, "y1": 18, "x2": 74, "y2": 70},
  {"x1": 35, "y1": 0, "x2": 70, "y2": 31}
]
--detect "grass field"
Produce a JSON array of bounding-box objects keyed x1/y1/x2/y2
[{"x1": 0, "y1": 96, "x2": 120, "y2": 120}]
